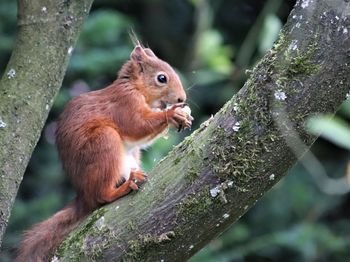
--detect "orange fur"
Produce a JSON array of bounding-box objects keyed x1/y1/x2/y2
[{"x1": 16, "y1": 45, "x2": 191, "y2": 261}]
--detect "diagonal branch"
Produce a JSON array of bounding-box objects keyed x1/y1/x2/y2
[
  {"x1": 55, "y1": 0, "x2": 350, "y2": 260},
  {"x1": 0, "y1": 0, "x2": 94, "y2": 246}
]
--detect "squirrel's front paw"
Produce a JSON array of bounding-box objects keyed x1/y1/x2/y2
[
  {"x1": 167, "y1": 105, "x2": 193, "y2": 130},
  {"x1": 177, "y1": 105, "x2": 193, "y2": 132}
]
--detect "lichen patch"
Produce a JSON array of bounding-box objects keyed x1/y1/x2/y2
[
  {"x1": 7, "y1": 68, "x2": 16, "y2": 79},
  {"x1": 0, "y1": 118, "x2": 7, "y2": 129}
]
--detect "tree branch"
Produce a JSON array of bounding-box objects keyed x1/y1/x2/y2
[
  {"x1": 0, "y1": 0, "x2": 94, "y2": 246},
  {"x1": 55, "y1": 0, "x2": 350, "y2": 260}
]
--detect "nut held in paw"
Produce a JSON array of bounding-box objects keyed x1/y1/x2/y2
[{"x1": 176, "y1": 105, "x2": 193, "y2": 132}]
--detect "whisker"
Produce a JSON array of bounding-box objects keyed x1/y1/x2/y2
[
  {"x1": 186, "y1": 83, "x2": 198, "y2": 91},
  {"x1": 186, "y1": 97, "x2": 200, "y2": 110}
]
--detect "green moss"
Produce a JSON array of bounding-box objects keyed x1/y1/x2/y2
[
  {"x1": 209, "y1": 83, "x2": 271, "y2": 184},
  {"x1": 207, "y1": 30, "x2": 322, "y2": 186},
  {"x1": 157, "y1": 231, "x2": 175, "y2": 242},
  {"x1": 271, "y1": 31, "x2": 287, "y2": 53},
  {"x1": 185, "y1": 166, "x2": 200, "y2": 183},
  {"x1": 174, "y1": 156, "x2": 181, "y2": 165},
  {"x1": 177, "y1": 187, "x2": 214, "y2": 222},
  {"x1": 126, "y1": 239, "x2": 143, "y2": 261},
  {"x1": 168, "y1": 138, "x2": 204, "y2": 184},
  {"x1": 127, "y1": 220, "x2": 138, "y2": 231},
  {"x1": 139, "y1": 231, "x2": 175, "y2": 244},
  {"x1": 124, "y1": 231, "x2": 175, "y2": 261},
  {"x1": 271, "y1": 30, "x2": 320, "y2": 77},
  {"x1": 56, "y1": 207, "x2": 107, "y2": 260},
  {"x1": 183, "y1": 148, "x2": 203, "y2": 183},
  {"x1": 285, "y1": 40, "x2": 320, "y2": 76}
]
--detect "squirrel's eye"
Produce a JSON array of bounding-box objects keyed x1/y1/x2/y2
[{"x1": 157, "y1": 74, "x2": 167, "y2": 84}]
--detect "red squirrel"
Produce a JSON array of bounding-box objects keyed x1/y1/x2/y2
[{"x1": 16, "y1": 45, "x2": 192, "y2": 262}]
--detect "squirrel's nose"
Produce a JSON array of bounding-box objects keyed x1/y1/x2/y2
[{"x1": 177, "y1": 91, "x2": 187, "y2": 103}]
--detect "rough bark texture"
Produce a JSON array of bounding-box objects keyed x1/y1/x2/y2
[
  {"x1": 54, "y1": 0, "x2": 350, "y2": 261},
  {"x1": 0, "y1": 0, "x2": 93, "y2": 246}
]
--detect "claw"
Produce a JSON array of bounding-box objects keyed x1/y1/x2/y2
[{"x1": 116, "y1": 177, "x2": 126, "y2": 188}]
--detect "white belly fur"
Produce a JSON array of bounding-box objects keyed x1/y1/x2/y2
[
  {"x1": 121, "y1": 150, "x2": 138, "y2": 180},
  {"x1": 121, "y1": 132, "x2": 165, "y2": 180}
]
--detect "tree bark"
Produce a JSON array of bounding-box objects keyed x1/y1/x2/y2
[
  {"x1": 55, "y1": 0, "x2": 350, "y2": 261},
  {"x1": 0, "y1": 0, "x2": 93, "y2": 246},
  {"x1": 54, "y1": 0, "x2": 350, "y2": 261}
]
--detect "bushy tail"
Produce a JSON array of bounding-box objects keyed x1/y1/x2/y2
[{"x1": 16, "y1": 198, "x2": 88, "y2": 262}]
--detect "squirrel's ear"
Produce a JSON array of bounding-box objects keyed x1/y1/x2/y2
[
  {"x1": 130, "y1": 45, "x2": 147, "y2": 62},
  {"x1": 144, "y1": 48, "x2": 157, "y2": 58}
]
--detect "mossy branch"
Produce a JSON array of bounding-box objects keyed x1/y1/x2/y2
[
  {"x1": 55, "y1": 0, "x2": 350, "y2": 261},
  {"x1": 0, "y1": 0, "x2": 94, "y2": 246},
  {"x1": 53, "y1": 1, "x2": 350, "y2": 261},
  {"x1": 45, "y1": 0, "x2": 350, "y2": 261}
]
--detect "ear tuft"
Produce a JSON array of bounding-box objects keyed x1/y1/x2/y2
[{"x1": 129, "y1": 29, "x2": 141, "y2": 47}]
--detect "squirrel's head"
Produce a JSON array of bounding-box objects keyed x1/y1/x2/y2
[{"x1": 119, "y1": 45, "x2": 187, "y2": 109}]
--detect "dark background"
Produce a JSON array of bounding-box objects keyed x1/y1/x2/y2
[{"x1": 1, "y1": 0, "x2": 350, "y2": 261}]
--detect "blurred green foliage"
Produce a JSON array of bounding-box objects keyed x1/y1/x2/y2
[
  {"x1": 307, "y1": 101, "x2": 350, "y2": 151},
  {"x1": 1, "y1": 0, "x2": 350, "y2": 261}
]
